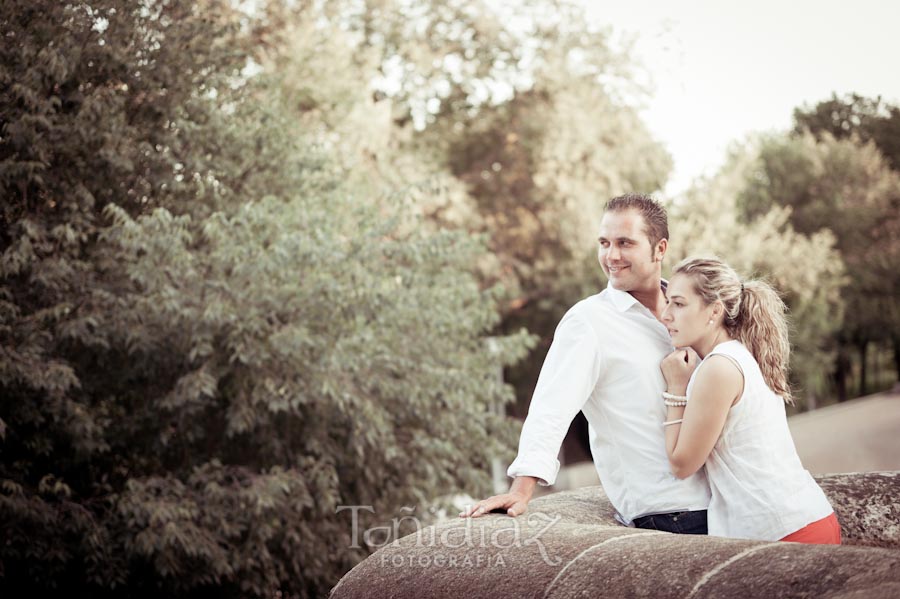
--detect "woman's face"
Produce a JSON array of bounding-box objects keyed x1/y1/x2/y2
[{"x1": 661, "y1": 273, "x2": 716, "y2": 349}]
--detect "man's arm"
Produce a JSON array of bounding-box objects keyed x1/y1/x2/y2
[{"x1": 461, "y1": 310, "x2": 601, "y2": 518}]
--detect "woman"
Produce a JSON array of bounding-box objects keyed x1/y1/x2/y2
[{"x1": 659, "y1": 256, "x2": 840, "y2": 544}]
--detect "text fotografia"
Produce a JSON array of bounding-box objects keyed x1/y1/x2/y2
[
  {"x1": 336, "y1": 505, "x2": 562, "y2": 566},
  {"x1": 381, "y1": 552, "x2": 508, "y2": 568}
]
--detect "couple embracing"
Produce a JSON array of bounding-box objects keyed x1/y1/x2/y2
[{"x1": 461, "y1": 194, "x2": 840, "y2": 545}]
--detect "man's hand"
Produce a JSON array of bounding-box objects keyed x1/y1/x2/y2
[
  {"x1": 660, "y1": 347, "x2": 700, "y2": 395},
  {"x1": 459, "y1": 476, "x2": 537, "y2": 518},
  {"x1": 458, "y1": 492, "x2": 530, "y2": 518}
]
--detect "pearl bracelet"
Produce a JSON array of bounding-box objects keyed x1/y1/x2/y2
[
  {"x1": 663, "y1": 391, "x2": 687, "y2": 407},
  {"x1": 664, "y1": 399, "x2": 688, "y2": 407}
]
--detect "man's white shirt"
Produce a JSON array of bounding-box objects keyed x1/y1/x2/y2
[{"x1": 507, "y1": 282, "x2": 711, "y2": 524}]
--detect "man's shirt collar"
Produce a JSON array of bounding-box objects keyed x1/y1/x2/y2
[{"x1": 605, "y1": 279, "x2": 668, "y2": 313}]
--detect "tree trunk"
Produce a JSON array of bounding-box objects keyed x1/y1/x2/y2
[
  {"x1": 834, "y1": 345, "x2": 849, "y2": 402},
  {"x1": 893, "y1": 336, "x2": 900, "y2": 384},
  {"x1": 858, "y1": 339, "x2": 869, "y2": 397},
  {"x1": 805, "y1": 392, "x2": 817, "y2": 411}
]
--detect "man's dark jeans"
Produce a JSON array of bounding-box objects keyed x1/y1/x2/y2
[{"x1": 632, "y1": 510, "x2": 708, "y2": 535}]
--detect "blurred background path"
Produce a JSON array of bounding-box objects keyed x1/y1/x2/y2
[{"x1": 788, "y1": 388, "x2": 900, "y2": 474}]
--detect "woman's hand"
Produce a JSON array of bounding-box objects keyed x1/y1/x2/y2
[{"x1": 660, "y1": 348, "x2": 700, "y2": 395}]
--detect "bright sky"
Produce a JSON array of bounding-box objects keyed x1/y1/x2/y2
[{"x1": 582, "y1": 0, "x2": 900, "y2": 197}]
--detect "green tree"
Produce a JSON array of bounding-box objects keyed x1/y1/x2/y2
[
  {"x1": 737, "y1": 132, "x2": 900, "y2": 398},
  {"x1": 392, "y1": 2, "x2": 671, "y2": 415},
  {"x1": 794, "y1": 93, "x2": 900, "y2": 171},
  {"x1": 0, "y1": 1, "x2": 530, "y2": 596},
  {"x1": 249, "y1": 0, "x2": 672, "y2": 421},
  {"x1": 672, "y1": 142, "x2": 846, "y2": 409},
  {"x1": 252, "y1": 1, "x2": 482, "y2": 235},
  {"x1": 793, "y1": 93, "x2": 900, "y2": 388}
]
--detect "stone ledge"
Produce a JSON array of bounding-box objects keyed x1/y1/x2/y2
[
  {"x1": 330, "y1": 472, "x2": 900, "y2": 598},
  {"x1": 816, "y1": 471, "x2": 900, "y2": 549}
]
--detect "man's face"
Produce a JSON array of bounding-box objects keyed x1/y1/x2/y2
[{"x1": 597, "y1": 209, "x2": 663, "y2": 292}]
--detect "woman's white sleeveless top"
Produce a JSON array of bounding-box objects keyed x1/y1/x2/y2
[{"x1": 686, "y1": 340, "x2": 834, "y2": 541}]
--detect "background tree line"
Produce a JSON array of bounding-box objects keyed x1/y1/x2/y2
[
  {"x1": 673, "y1": 93, "x2": 900, "y2": 408},
  {"x1": 1, "y1": 0, "x2": 897, "y2": 596}
]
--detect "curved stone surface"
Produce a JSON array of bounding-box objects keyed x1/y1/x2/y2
[
  {"x1": 330, "y1": 472, "x2": 900, "y2": 598},
  {"x1": 817, "y1": 471, "x2": 900, "y2": 549}
]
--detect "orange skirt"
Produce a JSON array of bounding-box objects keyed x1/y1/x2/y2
[{"x1": 779, "y1": 512, "x2": 842, "y2": 544}]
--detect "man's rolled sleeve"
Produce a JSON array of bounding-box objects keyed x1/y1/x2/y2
[{"x1": 506, "y1": 309, "x2": 602, "y2": 486}]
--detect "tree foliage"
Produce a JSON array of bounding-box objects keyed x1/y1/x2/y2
[
  {"x1": 0, "y1": 1, "x2": 530, "y2": 596},
  {"x1": 735, "y1": 129, "x2": 900, "y2": 396},
  {"x1": 793, "y1": 93, "x2": 900, "y2": 171},
  {"x1": 792, "y1": 94, "x2": 900, "y2": 392},
  {"x1": 669, "y1": 144, "x2": 846, "y2": 407},
  {"x1": 246, "y1": 0, "x2": 673, "y2": 414}
]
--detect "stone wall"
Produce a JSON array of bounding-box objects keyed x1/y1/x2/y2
[{"x1": 330, "y1": 472, "x2": 900, "y2": 598}]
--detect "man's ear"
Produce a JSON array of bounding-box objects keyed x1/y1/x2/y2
[{"x1": 655, "y1": 238, "x2": 668, "y2": 262}]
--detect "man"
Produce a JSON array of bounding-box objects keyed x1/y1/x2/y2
[{"x1": 460, "y1": 194, "x2": 710, "y2": 533}]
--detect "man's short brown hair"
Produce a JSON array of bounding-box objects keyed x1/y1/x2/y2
[{"x1": 605, "y1": 193, "x2": 669, "y2": 248}]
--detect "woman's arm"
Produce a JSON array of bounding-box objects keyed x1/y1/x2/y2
[{"x1": 664, "y1": 355, "x2": 743, "y2": 479}]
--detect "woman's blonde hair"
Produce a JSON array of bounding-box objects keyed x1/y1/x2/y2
[{"x1": 673, "y1": 256, "x2": 793, "y2": 404}]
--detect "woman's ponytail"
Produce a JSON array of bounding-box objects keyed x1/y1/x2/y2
[{"x1": 733, "y1": 280, "x2": 792, "y2": 404}]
